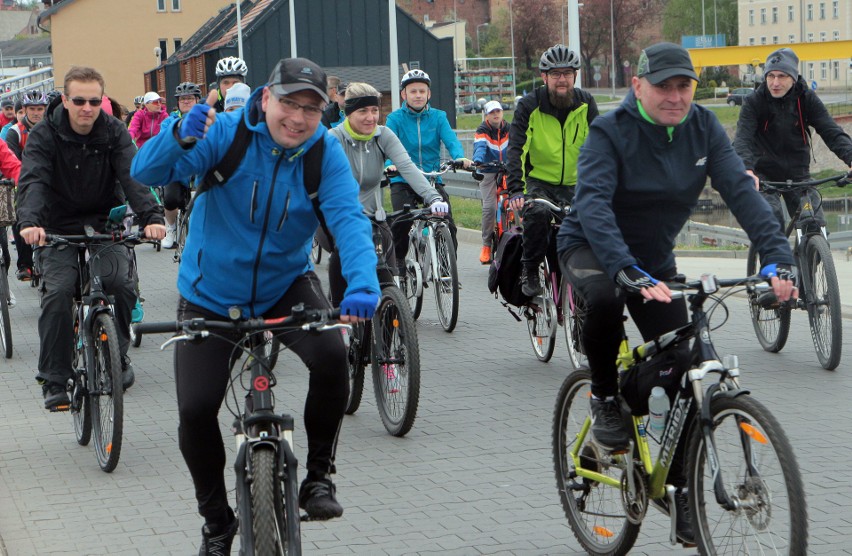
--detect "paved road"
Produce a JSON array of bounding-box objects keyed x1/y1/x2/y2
[{"x1": 1, "y1": 235, "x2": 851, "y2": 555}]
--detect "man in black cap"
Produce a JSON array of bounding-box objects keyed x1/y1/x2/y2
[
  {"x1": 556, "y1": 42, "x2": 797, "y2": 545},
  {"x1": 734, "y1": 47, "x2": 852, "y2": 231},
  {"x1": 131, "y1": 57, "x2": 380, "y2": 554}
]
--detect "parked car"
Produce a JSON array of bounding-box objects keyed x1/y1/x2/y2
[
  {"x1": 461, "y1": 100, "x2": 511, "y2": 113},
  {"x1": 726, "y1": 87, "x2": 754, "y2": 106}
]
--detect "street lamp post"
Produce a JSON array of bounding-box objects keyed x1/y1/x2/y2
[
  {"x1": 610, "y1": 0, "x2": 616, "y2": 97},
  {"x1": 509, "y1": 0, "x2": 516, "y2": 100},
  {"x1": 476, "y1": 23, "x2": 489, "y2": 57}
]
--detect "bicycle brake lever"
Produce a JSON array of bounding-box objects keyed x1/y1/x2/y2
[{"x1": 160, "y1": 331, "x2": 208, "y2": 350}]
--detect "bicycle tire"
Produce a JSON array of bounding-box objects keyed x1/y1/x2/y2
[
  {"x1": 371, "y1": 286, "x2": 421, "y2": 437},
  {"x1": 90, "y1": 312, "x2": 123, "y2": 472},
  {"x1": 432, "y1": 225, "x2": 459, "y2": 332},
  {"x1": 804, "y1": 236, "x2": 842, "y2": 370},
  {"x1": 129, "y1": 322, "x2": 142, "y2": 348},
  {"x1": 345, "y1": 321, "x2": 367, "y2": 415},
  {"x1": 553, "y1": 369, "x2": 641, "y2": 555},
  {"x1": 406, "y1": 235, "x2": 424, "y2": 320},
  {"x1": 527, "y1": 259, "x2": 557, "y2": 362},
  {"x1": 687, "y1": 394, "x2": 807, "y2": 555},
  {"x1": 71, "y1": 311, "x2": 91, "y2": 446},
  {"x1": 562, "y1": 280, "x2": 589, "y2": 371},
  {"x1": 250, "y1": 446, "x2": 295, "y2": 555},
  {"x1": 174, "y1": 210, "x2": 189, "y2": 264},
  {"x1": 0, "y1": 269, "x2": 12, "y2": 358},
  {"x1": 262, "y1": 330, "x2": 281, "y2": 371},
  {"x1": 746, "y1": 244, "x2": 791, "y2": 353},
  {"x1": 311, "y1": 233, "x2": 322, "y2": 265}
]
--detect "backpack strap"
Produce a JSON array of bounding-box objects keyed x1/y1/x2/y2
[
  {"x1": 302, "y1": 135, "x2": 335, "y2": 251},
  {"x1": 185, "y1": 116, "x2": 253, "y2": 214}
]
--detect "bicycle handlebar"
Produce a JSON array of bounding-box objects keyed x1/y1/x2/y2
[
  {"x1": 420, "y1": 160, "x2": 467, "y2": 178},
  {"x1": 524, "y1": 197, "x2": 571, "y2": 216},
  {"x1": 760, "y1": 172, "x2": 851, "y2": 192},
  {"x1": 0, "y1": 179, "x2": 14, "y2": 187},
  {"x1": 43, "y1": 229, "x2": 147, "y2": 247}
]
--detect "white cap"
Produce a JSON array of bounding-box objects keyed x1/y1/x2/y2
[
  {"x1": 484, "y1": 100, "x2": 502, "y2": 114},
  {"x1": 224, "y1": 82, "x2": 252, "y2": 111},
  {"x1": 142, "y1": 91, "x2": 163, "y2": 104}
]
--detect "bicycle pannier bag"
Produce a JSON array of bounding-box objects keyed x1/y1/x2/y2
[
  {"x1": 487, "y1": 225, "x2": 529, "y2": 306},
  {"x1": 619, "y1": 346, "x2": 689, "y2": 416},
  {"x1": 0, "y1": 186, "x2": 15, "y2": 227}
]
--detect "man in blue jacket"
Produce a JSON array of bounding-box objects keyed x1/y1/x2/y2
[
  {"x1": 556, "y1": 42, "x2": 797, "y2": 545},
  {"x1": 132, "y1": 57, "x2": 380, "y2": 554},
  {"x1": 385, "y1": 69, "x2": 471, "y2": 270}
]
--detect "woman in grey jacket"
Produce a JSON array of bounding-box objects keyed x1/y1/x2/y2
[{"x1": 327, "y1": 82, "x2": 448, "y2": 304}]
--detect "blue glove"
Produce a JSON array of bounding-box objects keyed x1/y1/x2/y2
[
  {"x1": 509, "y1": 194, "x2": 524, "y2": 204},
  {"x1": 614, "y1": 265, "x2": 659, "y2": 294},
  {"x1": 760, "y1": 263, "x2": 798, "y2": 285},
  {"x1": 340, "y1": 291, "x2": 379, "y2": 319},
  {"x1": 179, "y1": 104, "x2": 211, "y2": 142}
]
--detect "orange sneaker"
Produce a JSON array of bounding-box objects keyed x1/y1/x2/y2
[{"x1": 479, "y1": 246, "x2": 492, "y2": 265}]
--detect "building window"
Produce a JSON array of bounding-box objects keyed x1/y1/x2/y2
[
  {"x1": 819, "y1": 2, "x2": 825, "y2": 19},
  {"x1": 159, "y1": 39, "x2": 167, "y2": 61},
  {"x1": 820, "y1": 31, "x2": 826, "y2": 41},
  {"x1": 772, "y1": 36, "x2": 779, "y2": 44},
  {"x1": 172, "y1": 0, "x2": 181, "y2": 11},
  {"x1": 760, "y1": 36, "x2": 767, "y2": 45},
  {"x1": 788, "y1": 5, "x2": 795, "y2": 21},
  {"x1": 749, "y1": 37, "x2": 755, "y2": 46},
  {"x1": 760, "y1": 8, "x2": 766, "y2": 23},
  {"x1": 807, "y1": 32, "x2": 814, "y2": 42},
  {"x1": 157, "y1": 0, "x2": 165, "y2": 11},
  {"x1": 749, "y1": 9, "x2": 754, "y2": 25},
  {"x1": 771, "y1": 7, "x2": 778, "y2": 23},
  {"x1": 820, "y1": 62, "x2": 827, "y2": 80},
  {"x1": 833, "y1": 0, "x2": 839, "y2": 18},
  {"x1": 807, "y1": 3, "x2": 813, "y2": 20},
  {"x1": 174, "y1": 38, "x2": 182, "y2": 52},
  {"x1": 834, "y1": 61, "x2": 840, "y2": 80},
  {"x1": 789, "y1": 34, "x2": 796, "y2": 43},
  {"x1": 834, "y1": 30, "x2": 840, "y2": 41},
  {"x1": 808, "y1": 63, "x2": 814, "y2": 80}
]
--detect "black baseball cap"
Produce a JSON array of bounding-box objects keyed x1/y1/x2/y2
[
  {"x1": 636, "y1": 42, "x2": 698, "y2": 85},
  {"x1": 267, "y1": 58, "x2": 329, "y2": 104}
]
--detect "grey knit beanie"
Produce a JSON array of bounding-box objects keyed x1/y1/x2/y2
[{"x1": 764, "y1": 48, "x2": 799, "y2": 81}]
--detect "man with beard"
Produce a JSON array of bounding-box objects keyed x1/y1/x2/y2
[{"x1": 507, "y1": 44, "x2": 598, "y2": 297}]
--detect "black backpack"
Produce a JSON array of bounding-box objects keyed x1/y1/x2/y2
[
  {"x1": 487, "y1": 225, "x2": 529, "y2": 307},
  {"x1": 191, "y1": 117, "x2": 333, "y2": 247}
]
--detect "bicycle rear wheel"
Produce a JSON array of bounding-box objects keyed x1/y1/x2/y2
[
  {"x1": 345, "y1": 321, "x2": 367, "y2": 415},
  {"x1": 688, "y1": 394, "x2": 807, "y2": 555},
  {"x1": 0, "y1": 269, "x2": 12, "y2": 358},
  {"x1": 562, "y1": 280, "x2": 589, "y2": 371},
  {"x1": 553, "y1": 369, "x2": 640, "y2": 555},
  {"x1": 433, "y1": 225, "x2": 459, "y2": 332},
  {"x1": 90, "y1": 312, "x2": 123, "y2": 472},
  {"x1": 746, "y1": 245, "x2": 791, "y2": 353},
  {"x1": 804, "y1": 236, "x2": 842, "y2": 370},
  {"x1": 527, "y1": 259, "x2": 557, "y2": 362},
  {"x1": 72, "y1": 311, "x2": 91, "y2": 446},
  {"x1": 371, "y1": 286, "x2": 420, "y2": 437},
  {"x1": 250, "y1": 446, "x2": 298, "y2": 554},
  {"x1": 404, "y1": 236, "x2": 424, "y2": 320}
]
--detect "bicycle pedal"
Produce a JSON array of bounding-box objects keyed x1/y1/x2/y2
[{"x1": 49, "y1": 404, "x2": 71, "y2": 413}]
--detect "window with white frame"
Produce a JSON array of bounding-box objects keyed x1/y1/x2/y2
[
  {"x1": 833, "y1": 61, "x2": 840, "y2": 80},
  {"x1": 833, "y1": 0, "x2": 839, "y2": 18},
  {"x1": 772, "y1": 7, "x2": 778, "y2": 23},
  {"x1": 807, "y1": 32, "x2": 814, "y2": 42},
  {"x1": 807, "y1": 3, "x2": 813, "y2": 20},
  {"x1": 819, "y1": 2, "x2": 825, "y2": 19},
  {"x1": 789, "y1": 34, "x2": 796, "y2": 43},
  {"x1": 749, "y1": 37, "x2": 755, "y2": 45},
  {"x1": 749, "y1": 9, "x2": 754, "y2": 25},
  {"x1": 808, "y1": 63, "x2": 814, "y2": 80},
  {"x1": 820, "y1": 31, "x2": 826, "y2": 41},
  {"x1": 157, "y1": 0, "x2": 165, "y2": 11},
  {"x1": 772, "y1": 36, "x2": 779, "y2": 44},
  {"x1": 172, "y1": 0, "x2": 180, "y2": 11},
  {"x1": 788, "y1": 5, "x2": 795, "y2": 21},
  {"x1": 760, "y1": 36, "x2": 767, "y2": 45},
  {"x1": 760, "y1": 8, "x2": 767, "y2": 23},
  {"x1": 820, "y1": 62, "x2": 827, "y2": 80},
  {"x1": 834, "y1": 30, "x2": 840, "y2": 41}
]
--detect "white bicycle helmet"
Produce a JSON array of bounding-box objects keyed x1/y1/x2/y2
[
  {"x1": 400, "y1": 69, "x2": 431, "y2": 90},
  {"x1": 539, "y1": 44, "x2": 581, "y2": 71},
  {"x1": 215, "y1": 56, "x2": 248, "y2": 79},
  {"x1": 21, "y1": 90, "x2": 49, "y2": 106},
  {"x1": 133, "y1": 95, "x2": 144, "y2": 105}
]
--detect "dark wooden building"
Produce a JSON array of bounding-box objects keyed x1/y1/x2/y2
[{"x1": 148, "y1": 0, "x2": 457, "y2": 125}]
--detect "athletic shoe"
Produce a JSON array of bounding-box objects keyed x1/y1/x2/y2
[
  {"x1": 198, "y1": 509, "x2": 238, "y2": 556},
  {"x1": 43, "y1": 382, "x2": 70, "y2": 411},
  {"x1": 161, "y1": 225, "x2": 177, "y2": 249},
  {"x1": 479, "y1": 245, "x2": 492, "y2": 265},
  {"x1": 589, "y1": 397, "x2": 630, "y2": 451},
  {"x1": 121, "y1": 356, "x2": 135, "y2": 390},
  {"x1": 299, "y1": 474, "x2": 343, "y2": 520}
]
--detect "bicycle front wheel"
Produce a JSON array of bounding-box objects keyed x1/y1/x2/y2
[
  {"x1": 72, "y1": 311, "x2": 91, "y2": 446},
  {"x1": 561, "y1": 280, "x2": 589, "y2": 371},
  {"x1": 90, "y1": 312, "x2": 123, "y2": 472},
  {"x1": 0, "y1": 269, "x2": 12, "y2": 358},
  {"x1": 345, "y1": 321, "x2": 367, "y2": 415},
  {"x1": 553, "y1": 369, "x2": 640, "y2": 555},
  {"x1": 371, "y1": 286, "x2": 421, "y2": 437},
  {"x1": 310, "y1": 232, "x2": 322, "y2": 264},
  {"x1": 804, "y1": 236, "x2": 842, "y2": 370},
  {"x1": 174, "y1": 211, "x2": 189, "y2": 263},
  {"x1": 746, "y1": 245, "x2": 791, "y2": 353},
  {"x1": 405, "y1": 236, "x2": 424, "y2": 320},
  {"x1": 250, "y1": 446, "x2": 299, "y2": 555},
  {"x1": 527, "y1": 260, "x2": 557, "y2": 362},
  {"x1": 688, "y1": 394, "x2": 807, "y2": 555},
  {"x1": 262, "y1": 330, "x2": 281, "y2": 371},
  {"x1": 432, "y1": 225, "x2": 459, "y2": 332}
]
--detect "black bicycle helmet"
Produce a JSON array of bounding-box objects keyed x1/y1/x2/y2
[
  {"x1": 400, "y1": 69, "x2": 431, "y2": 90},
  {"x1": 174, "y1": 82, "x2": 202, "y2": 98},
  {"x1": 539, "y1": 44, "x2": 581, "y2": 71}
]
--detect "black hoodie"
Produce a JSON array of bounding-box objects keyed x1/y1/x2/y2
[{"x1": 16, "y1": 97, "x2": 163, "y2": 234}]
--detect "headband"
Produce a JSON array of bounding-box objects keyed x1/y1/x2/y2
[{"x1": 344, "y1": 95, "x2": 379, "y2": 115}]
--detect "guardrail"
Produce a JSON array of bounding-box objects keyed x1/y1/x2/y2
[{"x1": 0, "y1": 67, "x2": 55, "y2": 101}]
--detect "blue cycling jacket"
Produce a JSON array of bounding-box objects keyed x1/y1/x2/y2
[
  {"x1": 385, "y1": 102, "x2": 464, "y2": 185},
  {"x1": 131, "y1": 87, "x2": 378, "y2": 317}
]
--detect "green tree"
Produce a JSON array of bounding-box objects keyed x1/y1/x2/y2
[
  {"x1": 662, "y1": 0, "x2": 738, "y2": 46},
  {"x1": 510, "y1": 0, "x2": 561, "y2": 71}
]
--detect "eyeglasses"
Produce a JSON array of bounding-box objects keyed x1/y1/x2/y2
[
  {"x1": 548, "y1": 70, "x2": 576, "y2": 80},
  {"x1": 68, "y1": 97, "x2": 103, "y2": 107},
  {"x1": 178, "y1": 96, "x2": 197, "y2": 103},
  {"x1": 275, "y1": 95, "x2": 324, "y2": 119}
]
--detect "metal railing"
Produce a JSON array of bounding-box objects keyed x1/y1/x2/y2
[{"x1": 0, "y1": 67, "x2": 55, "y2": 101}]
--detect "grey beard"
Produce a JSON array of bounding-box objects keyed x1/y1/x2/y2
[{"x1": 548, "y1": 87, "x2": 574, "y2": 109}]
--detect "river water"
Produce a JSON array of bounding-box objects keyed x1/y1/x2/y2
[{"x1": 691, "y1": 196, "x2": 852, "y2": 234}]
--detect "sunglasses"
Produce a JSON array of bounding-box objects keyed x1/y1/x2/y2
[{"x1": 69, "y1": 97, "x2": 103, "y2": 107}]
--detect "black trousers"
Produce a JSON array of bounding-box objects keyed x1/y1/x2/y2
[
  {"x1": 763, "y1": 189, "x2": 825, "y2": 232},
  {"x1": 174, "y1": 272, "x2": 348, "y2": 524},
  {"x1": 35, "y1": 243, "x2": 135, "y2": 385},
  {"x1": 12, "y1": 224, "x2": 32, "y2": 272},
  {"x1": 390, "y1": 181, "x2": 456, "y2": 269},
  {"x1": 521, "y1": 182, "x2": 574, "y2": 268},
  {"x1": 559, "y1": 245, "x2": 690, "y2": 486},
  {"x1": 163, "y1": 182, "x2": 190, "y2": 212}
]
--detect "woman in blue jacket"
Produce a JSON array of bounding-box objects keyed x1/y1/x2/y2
[{"x1": 132, "y1": 58, "x2": 380, "y2": 553}]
